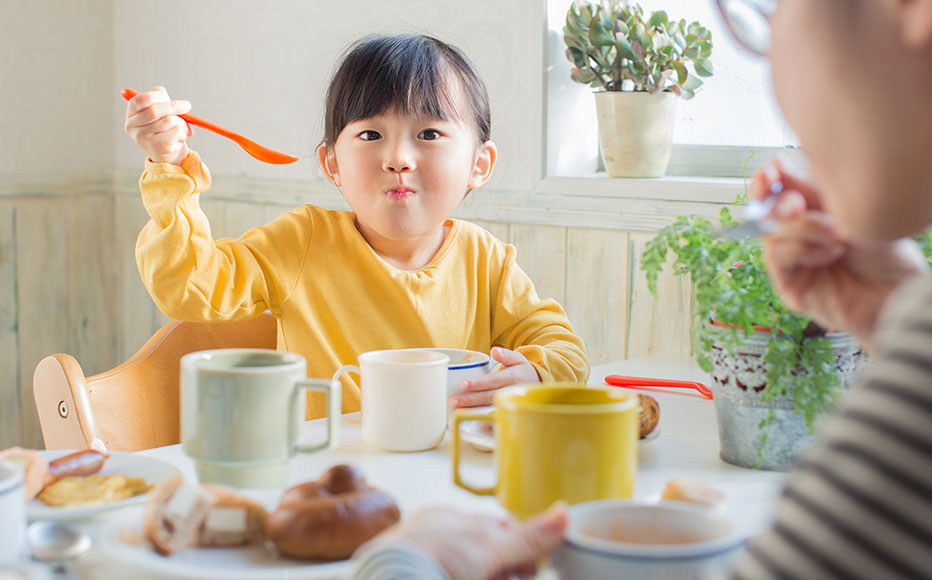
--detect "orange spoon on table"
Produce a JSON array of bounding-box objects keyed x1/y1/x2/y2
[{"x1": 120, "y1": 88, "x2": 299, "y2": 165}]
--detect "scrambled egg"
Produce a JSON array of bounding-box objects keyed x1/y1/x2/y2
[{"x1": 38, "y1": 474, "x2": 152, "y2": 506}]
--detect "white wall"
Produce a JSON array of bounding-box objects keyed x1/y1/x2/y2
[
  {"x1": 112, "y1": 0, "x2": 545, "y2": 192},
  {"x1": 0, "y1": 0, "x2": 114, "y2": 176}
]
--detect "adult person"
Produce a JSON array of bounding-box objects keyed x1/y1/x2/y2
[{"x1": 350, "y1": 0, "x2": 932, "y2": 578}]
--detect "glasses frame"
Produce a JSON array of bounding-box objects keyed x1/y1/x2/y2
[{"x1": 714, "y1": 0, "x2": 773, "y2": 57}]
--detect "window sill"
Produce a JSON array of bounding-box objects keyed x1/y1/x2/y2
[{"x1": 535, "y1": 173, "x2": 744, "y2": 204}]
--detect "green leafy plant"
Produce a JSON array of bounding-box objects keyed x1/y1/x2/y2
[
  {"x1": 563, "y1": 0, "x2": 713, "y2": 99},
  {"x1": 642, "y1": 157, "x2": 932, "y2": 465}
]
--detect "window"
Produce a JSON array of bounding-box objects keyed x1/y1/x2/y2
[{"x1": 545, "y1": 0, "x2": 802, "y2": 179}]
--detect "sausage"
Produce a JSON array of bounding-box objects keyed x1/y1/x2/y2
[
  {"x1": 265, "y1": 464, "x2": 401, "y2": 560},
  {"x1": 45, "y1": 450, "x2": 108, "y2": 485}
]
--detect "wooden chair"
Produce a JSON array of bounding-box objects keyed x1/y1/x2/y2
[{"x1": 33, "y1": 313, "x2": 277, "y2": 452}]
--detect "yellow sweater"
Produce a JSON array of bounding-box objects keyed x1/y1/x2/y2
[{"x1": 135, "y1": 152, "x2": 589, "y2": 418}]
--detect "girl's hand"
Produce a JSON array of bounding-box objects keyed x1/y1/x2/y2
[
  {"x1": 123, "y1": 86, "x2": 193, "y2": 165},
  {"x1": 449, "y1": 347, "x2": 540, "y2": 408},
  {"x1": 755, "y1": 162, "x2": 928, "y2": 349}
]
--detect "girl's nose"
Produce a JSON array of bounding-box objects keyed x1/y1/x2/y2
[{"x1": 383, "y1": 142, "x2": 416, "y2": 173}]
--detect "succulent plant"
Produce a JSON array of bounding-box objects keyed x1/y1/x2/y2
[{"x1": 563, "y1": 0, "x2": 714, "y2": 99}]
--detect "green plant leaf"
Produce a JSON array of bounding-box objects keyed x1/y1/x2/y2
[
  {"x1": 570, "y1": 67, "x2": 597, "y2": 84},
  {"x1": 614, "y1": 33, "x2": 637, "y2": 61},
  {"x1": 589, "y1": 19, "x2": 615, "y2": 47},
  {"x1": 648, "y1": 10, "x2": 668, "y2": 28},
  {"x1": 672, "y1": 61, "x2": 688, "y2": 85},
  {"x1": 694, "y1": 59, "x2": 714, "y2": 77}
]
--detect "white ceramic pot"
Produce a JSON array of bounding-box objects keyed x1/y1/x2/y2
[
  {"x1": 552, "y1": 500, "x2": 746, "y2": 580},
  {"x1": 595, "y1": 91, "x2": 677, "y2": 178},
  {"x1": 0, "y1": 459, "x2": 26, "y2": 563}
]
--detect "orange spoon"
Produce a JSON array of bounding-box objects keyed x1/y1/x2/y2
[{"x1": 120, "y1": 88, "x2": 299, "y2": 165}]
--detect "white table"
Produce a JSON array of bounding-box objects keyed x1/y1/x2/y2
[{"x1": 58, "y1": 355, "x2": 786, "y2": 579}]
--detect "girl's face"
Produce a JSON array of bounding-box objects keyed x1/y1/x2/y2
[
  {"x1": 318, "y1": 104, "x2": 495, "y2": 247},
  {"x1": 769, "y1": 0, "x2": 932, "y2": 240}
]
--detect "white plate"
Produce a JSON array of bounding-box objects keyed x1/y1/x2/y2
[
  {"x1": 455, "y1": 406, "x2": 661, "y2": 453},
  {"x1": 28, "y1": 450, "x2": 181, "y2": 521},
  {"x1": 99, "y1": 508, "x2": 349, "y2": 580}
]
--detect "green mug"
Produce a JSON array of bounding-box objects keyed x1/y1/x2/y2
[{"x1": 181, "y1": 348, "x2": 340, "y2": 488}]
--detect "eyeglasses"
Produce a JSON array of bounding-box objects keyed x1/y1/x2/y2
[{"x1": 714, "y1": 0, "x2": 777, "y2": 57}]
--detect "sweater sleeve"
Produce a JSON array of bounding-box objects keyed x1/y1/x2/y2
[
  {"x1": 134, "y1": 152, "x2": 310, "y2": 322},
  {"x1": 731, "y1": 275, "x2": 932, "y2": 579},
  {"x1": 347, "y1": 538, "x2": 450, "y2": 580},
  {"x1": 491, "y1": 245, "x2": 590, "y2": 384}
]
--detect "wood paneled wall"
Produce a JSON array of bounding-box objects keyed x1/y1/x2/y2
[{"x1": 2, "y1": 172, "x2": 717, "y2": 449}]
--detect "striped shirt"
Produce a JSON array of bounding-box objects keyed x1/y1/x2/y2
[{"x1": 733, "y1": 275, "x2": 932, "y2": 579}]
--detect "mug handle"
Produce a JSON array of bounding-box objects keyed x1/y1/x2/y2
[
  {"x1": 293, "y1": 378, "x2": 341, "y2": 453},
  {"x1": 451, "y1": 410, "x2": 497, "y2": 496}
]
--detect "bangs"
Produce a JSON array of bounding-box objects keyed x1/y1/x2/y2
[{"x1": 324, "y1": 34, "x2": 490, "y2": 146}]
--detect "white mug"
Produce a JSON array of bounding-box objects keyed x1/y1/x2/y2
[
  {"x1": 0, "y1": 459, "x2": 25, "y2": 563},
  {"x1": 334, "y1": 349, "x2": 449, "y2": 452},
  {"x1": 181, "y1": 349, "x2": 341, "y2": 488}
]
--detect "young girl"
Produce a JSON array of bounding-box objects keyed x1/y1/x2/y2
[{"x1": 123, "y1": 34, "x2": 589, "y2": 418}]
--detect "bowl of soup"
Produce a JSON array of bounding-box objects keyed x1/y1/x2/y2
[{"x1": 552, "y1": 500, "x2": 747, "y2": 580}]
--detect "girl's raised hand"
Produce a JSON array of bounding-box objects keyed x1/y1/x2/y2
[
  {"x1": 123, "y1": 86, "x2": 193, "y2": 166},
  {"x1": 450, "y1": 347, "x2": 541, "y2": 408}
]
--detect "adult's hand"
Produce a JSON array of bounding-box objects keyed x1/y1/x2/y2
[
  {"x1": 754, "y1": 163, "x2": 928, "y2": 348},
  {"x1": 375, "y1": 503, "x2": 567, "y2": 580}
]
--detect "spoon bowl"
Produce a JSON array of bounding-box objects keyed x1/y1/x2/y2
[{"x1": 27, "y1": 521, "x2": 91, "y2": 568}]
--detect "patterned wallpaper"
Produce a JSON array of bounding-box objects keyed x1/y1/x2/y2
[{"x1": 0, "y1": 0, "x2": 114, "y2": 176}]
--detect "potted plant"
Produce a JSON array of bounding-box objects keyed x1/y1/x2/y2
[
  {"x1": 563, "y1": 0, "x2": 713, "y2": 177},
  {"x1": 639, "y1": 165, "x2": 868, "y2": 469}
]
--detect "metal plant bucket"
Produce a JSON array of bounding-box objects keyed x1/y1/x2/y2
[{"x1": 708, "y1": 330, "x2": 865, "y2": 470}]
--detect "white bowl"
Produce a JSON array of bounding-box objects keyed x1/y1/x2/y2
[
  {"x1": 552, "y1": 500, "x2": 747, "y2": 580},
  {"x1": 0, "y1": 459, "x2": 26, "y2": 563},
  {"x1": 406, "y1": 348, "x2": 492, "y2": 400}
]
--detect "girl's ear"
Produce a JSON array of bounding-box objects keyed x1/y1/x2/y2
[
  {"x1": 468, "y1": 140, "x2": 497, "y2": 190},
  {"x1": 316, "y1": 142, "x2": 341, "y2": 187}
]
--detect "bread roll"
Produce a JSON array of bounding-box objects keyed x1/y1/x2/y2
[
  {"x1": 199, "y1": 483, "x2": 268, "y2": 547},
  {"x1": 143, "y1": 476, "x2": 215, "y2": 555},
  {"x1": 637, "y1": 394, "x2": 660, "y2": 439},
  {"x1": 0, "y1": 447, "x2": 49, "y2": 500},
  {"x1": 266, "y1": 464, "x2": 401, "y2": 560},
  {"x1": 143, "y1": 478, "x2": 269, "y2": 554}
]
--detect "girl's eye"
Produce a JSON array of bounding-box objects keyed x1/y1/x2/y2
[
  {"x1": 359, "y1": 130, "x2": 381, "y2": 141},
  {"x1": 419, "y1": 129, "x2": 442, "y2": 141}
]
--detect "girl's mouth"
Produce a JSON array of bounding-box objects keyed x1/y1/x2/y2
[{"x1": 386, "y1": 188, "x2": 415, "y2": 200}]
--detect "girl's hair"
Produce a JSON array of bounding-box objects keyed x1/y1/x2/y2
[{"x1": 323, "y1": 34, "x2": 491, "y2": 148}]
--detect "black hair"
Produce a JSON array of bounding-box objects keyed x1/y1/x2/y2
[{"x1": 323, "y1": 34, "x2": 491, "y2": 148}]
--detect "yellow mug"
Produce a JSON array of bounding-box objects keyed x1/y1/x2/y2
[{"x1": 452, "y1": 383, "x2": 638, "y2": 520}]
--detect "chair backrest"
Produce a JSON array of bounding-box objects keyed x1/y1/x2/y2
[{"x1": 33, "y1": 313, "x2": 277, "y2": 452}]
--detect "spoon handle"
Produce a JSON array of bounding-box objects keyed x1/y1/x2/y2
[{"x1": 120, "y1": 88, "x2": 299, "y2": 165}]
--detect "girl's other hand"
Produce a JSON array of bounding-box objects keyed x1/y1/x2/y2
[
  {"x1": 755, "y1": 162, "x2": 929, "y2": 349},
  {"x1": 449, "y1": 347, "x2": 540, "y2": 408},
  {"x1": 123, "y1": 86, "x2": 193, "y2": 165}
]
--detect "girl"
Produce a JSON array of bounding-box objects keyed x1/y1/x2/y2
[{"x1": 124, "y1": 34, "x2": 589, "y2": 418}]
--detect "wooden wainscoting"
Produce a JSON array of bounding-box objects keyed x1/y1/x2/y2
[{"x1": 1, "y1": 173, "x2": 712, "y2": 448}]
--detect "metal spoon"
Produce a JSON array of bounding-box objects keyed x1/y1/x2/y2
[
  {"x1": 26, "y1": 521, "x2": 91, "y2": 578},
  {"x1": 718, "y1": 179, "x2": 784, "y2": 239}
]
